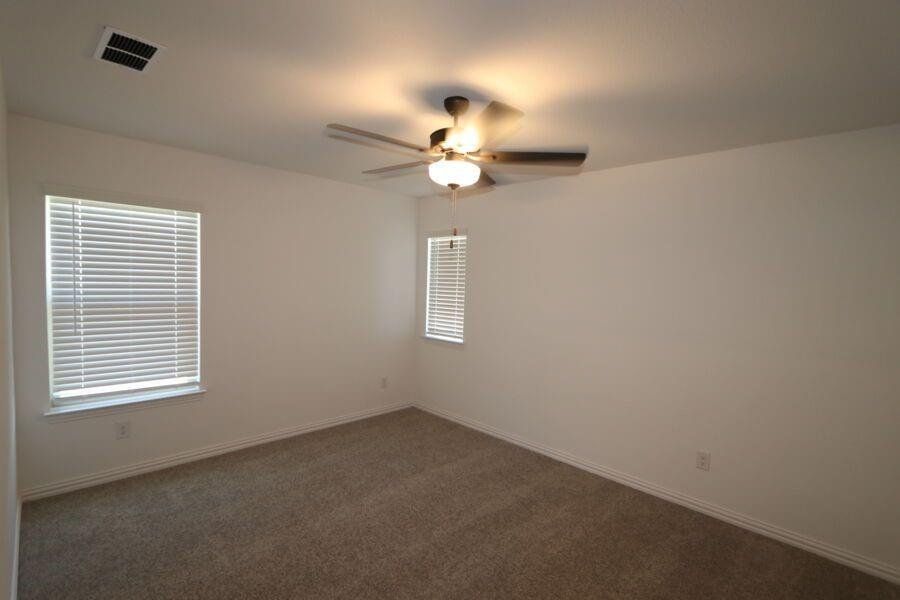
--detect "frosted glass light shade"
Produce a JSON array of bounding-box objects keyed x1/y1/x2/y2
[{"x1": 428, "y1": 157, "x2": 481, "y2": 187}]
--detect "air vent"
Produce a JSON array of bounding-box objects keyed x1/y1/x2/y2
[{"x1": 93, "y1": 27, "x2": 165, "y2": 72}]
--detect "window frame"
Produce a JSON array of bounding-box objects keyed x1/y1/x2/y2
[
  {"x1": 424, "y1": 231, "x2": 468, "y2": 345},
  {"x1": 43, "y1": 188, "x2": 205, "y2": 416}
]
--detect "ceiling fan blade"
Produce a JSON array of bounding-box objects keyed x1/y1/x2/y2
[
  {"x1": 475, "y1": 170, "x2": 496, "y2": 187},
  {"x1": 327, "y1": 123, "x2": 428, "y2": 153},
  {"x1": 470, "y1": 150, "x2": 586, "y2": 166},
  {"x1": 362, "y1": 160, "x2": 430, "y2": 174},
  {"x1": 471, "y1": 101, "x2": 524, "y2": 148}
]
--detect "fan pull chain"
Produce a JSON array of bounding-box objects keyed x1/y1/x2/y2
[{"x1": 449, "y1": 187, "x2": 458, "y2": 249}]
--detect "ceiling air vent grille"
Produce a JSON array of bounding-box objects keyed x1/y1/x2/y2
[{"x1": 94, "y1": 27, "x2": 164, "y2": 72}]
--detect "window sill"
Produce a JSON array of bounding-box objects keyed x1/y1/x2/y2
[
  {"x1": 423, "y1": 334, "x2": 464, "y2": 345},
  {"x1": 44, "y1": 385, "x2": 207, "y2": 422}
]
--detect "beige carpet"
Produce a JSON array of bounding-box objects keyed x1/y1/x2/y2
[{"x1": 18, "y1": 408, "x2": 899, "y2": 599}]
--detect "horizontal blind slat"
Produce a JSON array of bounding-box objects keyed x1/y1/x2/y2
[
  {"x1": 53, "y1": 343, "x2": 199, "y2": 360},
  {"x1": 53, "y1": 336, "x2": 199, "y2": 350},
  {"x1": 54, "y1": 370, "x2": 200, "y2": 391},
  {"x1": 54, "y1": 351, "x2": 200, "y2": 368},
  {"x1": 55, "y1": 359, "x2": 199, "y2": 379}
]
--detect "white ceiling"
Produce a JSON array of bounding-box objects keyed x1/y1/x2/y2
[{"x1": 2, "y1": 0, "x2": 899, "y2": 198}]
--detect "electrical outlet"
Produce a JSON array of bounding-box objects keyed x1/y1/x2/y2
[
  {"x1": 380, "y1": 377, "x2": 388, "y2": 390},
  {"x1": 115, "y1": 421, "x2": 131, "y2": 440},
  {"x1": 696, "y1": 451, "x2": 711, "y2": 471}
]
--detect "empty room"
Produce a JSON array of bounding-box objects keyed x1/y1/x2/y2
[{"x1": 0, "y1": 1, "x2": 898, "y2": 598}]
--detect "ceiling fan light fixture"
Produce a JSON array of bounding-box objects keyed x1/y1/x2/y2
[{"x1": 428, "y1": 156, "x2": 481, "y2": 188}]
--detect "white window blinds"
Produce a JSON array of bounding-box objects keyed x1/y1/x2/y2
[
  {"x1": 425, "y1": 235, "x2": 467, "y2": 343},
  {"x1": 47, "y1": 196, "x2": 201, "y2": 403}
]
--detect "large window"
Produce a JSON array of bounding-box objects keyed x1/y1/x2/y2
[
  {"x1": 425, "y1": 234, "x2": 467, "y2": 343},
  {"x1": 46, "y1": 195, "x2": 201, "y2": 406}
]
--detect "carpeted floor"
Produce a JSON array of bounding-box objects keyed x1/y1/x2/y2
[{"x1": 18, "y1": 408, "x2": 899, "y2": 599}]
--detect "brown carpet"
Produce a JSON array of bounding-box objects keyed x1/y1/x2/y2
[{"x1": 18, "y1": 408, "x2": 899, "y2": 599}]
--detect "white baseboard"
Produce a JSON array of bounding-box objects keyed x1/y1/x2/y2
[
  {"x1": 20, "y1": 402, "x2": 412, "y2": 502},
  {"x1": 10, "y1": 499, "x2": 20, "y2": 600},
  {"x1": 415, "y1": 403, "x2": 900, "y2": 585}
]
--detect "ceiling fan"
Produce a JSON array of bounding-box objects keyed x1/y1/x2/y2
[{"x1": 326, "y1": 96, "x2": 587, "y2": 191}]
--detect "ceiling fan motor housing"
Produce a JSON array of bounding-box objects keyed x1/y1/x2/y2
[
  {"x1": 430, "y1": 127, "x2": 451, "y2": 152},
  {"x1": 430, "y1": 126, "x2": 481, "y2": 153}
]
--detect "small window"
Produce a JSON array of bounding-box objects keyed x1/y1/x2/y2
[
  {"x1": 46, "y1": 195, "x2": 201, "y2": 405},
  {"x1": 425, "y1": 234, "x2": 467, "y2": 343}
]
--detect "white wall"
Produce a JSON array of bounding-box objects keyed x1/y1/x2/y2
[
  {"x1": 8, "y1": 115, "x2": 416, "y2": 492},
  {"x1": 6, "y1": 110, "x2": 898, "y2": 583},
  {"x1": 1, "y1": 65, "x2": 20, "y2": 600},
  {"x1": 416, "y1": 125, "x2": 900, "y2": 574}
]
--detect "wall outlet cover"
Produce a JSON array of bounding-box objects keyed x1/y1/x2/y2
[
  {"x1": 696, "y1": 451, "x2": 711, "y2": 471},
  {"x1": 115, "y1": 421, "x2": 131, "y2": 440}
]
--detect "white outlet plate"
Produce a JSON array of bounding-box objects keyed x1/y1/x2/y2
[{"x1": 696, "y1": 451, "x2": 711, "y2": 471}]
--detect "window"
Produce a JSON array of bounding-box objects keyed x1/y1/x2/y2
[
  {"x1": 425, "y1": 234, "x2": 467, "y2": 343},
  {"x1": 46, "y1": 195, "x2": 201, "y2": 406}
]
